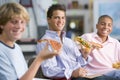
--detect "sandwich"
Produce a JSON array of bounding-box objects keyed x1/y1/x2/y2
[
  {"x1": 74, "y1": 36, "x2": 103, "y2": 52},
  {"x1": 112, "y1": 62, "x2": 120, "y2": 69},
  {"x1": 74, "y1": 36, "x2": 91, "y2": 48}
]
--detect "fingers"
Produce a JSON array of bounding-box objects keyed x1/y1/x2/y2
[
  {"x1": 44, "y1": 41, "x2": 49, "y2": 49},
  {"x1": 46, "y1": 42, "x2": 61, "y2": 56},
  {"x1": 79, "y1": 68, "x2": 87, "y2": 77}
]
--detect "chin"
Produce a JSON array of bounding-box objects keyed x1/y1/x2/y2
[
  {"x1": 58, "y1": 28, "x2": 63, "y2": 31},
  {"x1": 14, "y1": 36, "x2": 22, "y2": 41}
]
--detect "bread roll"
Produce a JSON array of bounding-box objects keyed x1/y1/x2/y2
[{"x1": 75, "y1": 36, "x2": 103, "y2": 51}]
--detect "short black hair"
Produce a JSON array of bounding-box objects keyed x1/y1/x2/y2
[
  {"x1": 47, "y1": 4, "x2": 66, "y2": 18},
  {"x1": 98, "y1": 15, "x2": 113, "y2": 23}
]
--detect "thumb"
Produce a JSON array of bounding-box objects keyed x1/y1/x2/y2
[{"x1": 43, "y1": 41, "x2": 50, "y2": 51}]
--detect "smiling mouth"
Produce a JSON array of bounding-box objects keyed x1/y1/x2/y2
[{"x1": 101, "y1": 29, "x2": 109, "y2": 34}]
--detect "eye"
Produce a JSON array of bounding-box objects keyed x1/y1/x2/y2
[
  {"x1": 21, "y1": 20, "x2": 25, "y2": 24},
  {"x1": 62, "y1": 16, "x2": 65, "y2": 19},
  {"x1": 108, "y1": 24, "x2": 112, "y2": 27},
  {"x1": 10, "y1": 20, "x2": 17, "y2": 24},
  {"x1": 54, "y1": 16, "x2": 59, "y2": 19},
  {"x1": 100, "y1": 22, "x2": 105, "y2": 26}
]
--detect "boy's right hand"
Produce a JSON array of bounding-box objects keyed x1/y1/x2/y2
[{"x1": 72, "y1": 67, "x2": 87, "y2": 78}]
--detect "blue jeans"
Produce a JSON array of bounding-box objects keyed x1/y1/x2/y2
[
  {"x1": 71, "y1": 75, "x2": 116, "y2": 80},
  {"x1": 103, "y1": 70, "x2": 120, "y2": 80}
]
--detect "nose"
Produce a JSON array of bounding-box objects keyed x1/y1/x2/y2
[
  {"x1": 58, "y1": 17, "x2": 65, "y2": 23},
  {"x1": 15, "y1": 22, "x2": 24, "y2": 29},
  {"x1": 16, "y1": 23, "x2": 21, "y2": 28},
  {"x1": 104, "y1": 24, "x2": 109, "y2": 28}
]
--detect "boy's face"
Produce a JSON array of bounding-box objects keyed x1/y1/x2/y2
[
  {"x1": 2, "y1": 17, "x2": 26, "y2": 41},
  {"x1": 47, "y1": 10, "x2": 66, "y2": 32},
  {"x1": 96, "y1": 17, "x2": 113, "y2": 38}
]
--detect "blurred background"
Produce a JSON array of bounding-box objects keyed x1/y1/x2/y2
[{"x1": 1, "y1": 0, "x2": 120, "y2": 62}]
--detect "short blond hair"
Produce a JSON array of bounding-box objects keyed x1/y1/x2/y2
[{"x1": 0, "y1": 2, "x2": 30, "y2": 34}]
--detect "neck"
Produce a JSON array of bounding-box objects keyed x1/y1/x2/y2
[
  {"x1": 0, "y1": 35, "x2": 14, "y2": 47},
  {"x1": 99, "y1": 36, "x2": 108, "y2": 43},
  {"x1": 56, "y1": 31, "x2": 63, "y2": 43},
  {"x1": 57, "y1": 31, "x2": 62, "y2": 36}
]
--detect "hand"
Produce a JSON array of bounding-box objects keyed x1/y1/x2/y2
[
  {"x1": 37, "y1": 42, "x2": 61, "y2": 61},
  {"x1": 80, "y1": 46, "x2": 91, "y2": 54},
  {"x1": 72, "y1": 68, "x2": 87, "y2": 78},
  {"x1": 90, "y1": 42, "x2": 103, "y2": 50},
  {"x1": 79, "y1": 44, "x2": 91, "y2": 60}
]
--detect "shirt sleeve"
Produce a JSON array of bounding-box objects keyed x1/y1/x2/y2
[
  {"x1": 76, "y1": 55, "x2": 92, "y2": 67},
  {"x1": 116, "y1": 40, "x2": 120, "y2": 61},
  {"x1": 73, "y1": 41, "x2": 92, "y2": 67},
  {"x1": 0, "y1": 52, "x2": 17, "y2": 80},
  {"x1": 41, "y1": 58, "x2": 66, "y2": 78}
]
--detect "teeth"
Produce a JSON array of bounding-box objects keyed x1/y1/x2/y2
[
  {"x1": 102, "y1": 30, "x2": 108, "y2": 34},
  {"x1": 103, "y1": 30, "x2": 107, "y2": 32},
  {"x1": 13, "y1": 30, "x2": 21, "y2": 34},
  {"x1": 13, "y1": 31, "x2": 19, "y2": 33}
]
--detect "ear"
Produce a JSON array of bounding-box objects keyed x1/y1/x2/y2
[
  {"x1": 96, "y1": 24, "x2": 98, "y2": 29},
  {"x1": 47, "y1": 17, "x2": 50, "y2": 21},
  {"x1": 0, "y1": 26, "x2": 3, "y2": 29},
  {"x1": 47, "y1": 18, "x2": 50, "y2": 24}
]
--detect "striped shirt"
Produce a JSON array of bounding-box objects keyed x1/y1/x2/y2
[{"x1": 36, "y1": 30, "x2": 92, "y2": 79}]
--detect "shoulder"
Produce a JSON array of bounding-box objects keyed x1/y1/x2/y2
[
  {"x1": 63, "y1": 37, "x2": 77, "y2": 47},
  {"x1": 15, "y1": 43, "x2": 20, "y2": 47},
  {"x1": 64, "y1": 37, "x2": 74, "y2": 42},
  {"x1": 81, "y1": 32, "x2": 95, "y2": 40},
  {"x1": 109, "y1": 36, "x2": 120, "y2": 43},
  {"x1": 0, "y1": 43, "x2": 8, "y2": 54},
  {"x1": 0, "y1": 47, "x2": 10, "y2": 63},
  {"x1": 81, "y1": 32, "x2": 94, "y2": 37},
  {"x1": 107, "y1": 36, "x2": 120, "y2": 48}
]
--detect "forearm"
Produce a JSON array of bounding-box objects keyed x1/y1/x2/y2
[
  {"x1": 20, "y1": 57, "x2": 43, "y2": 80},
  {"x1": 79, "y1": 49, "x2": 87, "y2": 60},
  {"x1": 76, "y1": 55, "x2": 92, "y2": 67}
]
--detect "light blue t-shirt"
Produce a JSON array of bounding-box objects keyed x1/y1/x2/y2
[{"x1": 0, "y1": 41, "x2": 28, "y2": 80}]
